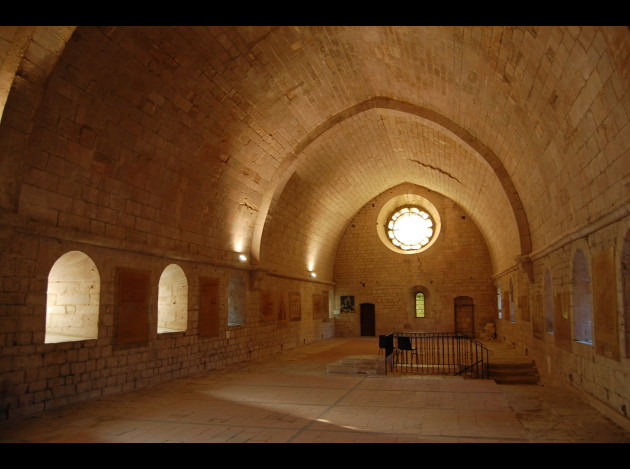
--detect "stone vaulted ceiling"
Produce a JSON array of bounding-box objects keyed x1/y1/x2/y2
[{"x1": 1, "y1": 26, "x2": 628, "y2": 280}]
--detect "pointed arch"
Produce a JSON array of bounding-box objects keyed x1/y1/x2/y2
[{"x1": 251, "y1": 97, "x2": 531, "y2": 264}]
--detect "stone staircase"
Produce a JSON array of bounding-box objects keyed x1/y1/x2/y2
[
  {"x1": 327, "y1": 354, "x2": 386, "y2": 375},
  {"x1": 487, "y1": 360, "x2": 539, "y2": 385},
  {"x1": 483, "y1": 340, "x2": 539, "y2": 385}
]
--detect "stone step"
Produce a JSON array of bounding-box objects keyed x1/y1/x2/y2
[
  {"x1": 488, "y1": 360, "x2": 535, "y2": 368},
  {"x1": 487, "y1": 361, "x2": 538, "y2": 385},
  {"x1": 327, "y1": 355, "x2": 386, "y2": 375},
  {"x1": 488, "y1": 364, "x2": 537, "y2": 373},
  {"x1": 492, "y1": 376, "x2": 539, "y2": 385}
]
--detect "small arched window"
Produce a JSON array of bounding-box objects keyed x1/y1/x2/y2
[
  {"x1": 45, "y1": 251, "x2": 100, "y2": 343},
  {"x1": 544, "y1": 269, "x2": 554, "y2": 334},
  {"x1": 572, "y1": 249, "x2": 592, "y2": 344},
  {"x1": 157, "y1": 264, "x2": 188, "y2": 333},
  {"x1": 415, "y1": 292, "x2": 425, "y2": 318},
  {"x1": 497, "y1": 283, "x2": 503, "y2": 319}
]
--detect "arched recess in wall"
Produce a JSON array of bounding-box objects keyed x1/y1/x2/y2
[
  {"x1": 45, "y1": 251, "x2": 100, "y2": 343},
  {"x1": 572, "y1": 248, "x2": 593, "y2": 344},
  {"x1": 157, "y1": 264, "x2": 188, "y2": 334},
  {"x1": 454, "y1": 296, "x2": 475, "y2": 336},
  {"x1": 496, "y1": 282, "x2": 503, "y2": 319},
  {"x1": 509, "y1": 279, "x2": 516, "y2": 323},
  {"x1": 621, "y1": 229, "x2": 630, "y2": 358},
  {"x1": 251, "y1": 97, "x2": 532, "y2": 266},
  {"x1": 228, "y1": 273, "x2": 246, "y2": 326},
  {"x1": 544, "y1": 269, "x2": 554, "y2": 335}
]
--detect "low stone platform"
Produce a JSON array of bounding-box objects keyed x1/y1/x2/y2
[{"x1": 327, "y1": 354, "x2": 386, "y2": 375}]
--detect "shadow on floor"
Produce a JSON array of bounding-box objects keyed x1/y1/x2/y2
[{"x1": 0, "y1": 337, "x2": 629, "y2": 443}]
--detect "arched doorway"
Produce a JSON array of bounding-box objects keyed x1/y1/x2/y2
[
  {"x1": 360, "y1": 303, "x2": 375, "y2": 336},
  {"x1": 454, "y1": 296, "x2": 474, "y2": 336}
]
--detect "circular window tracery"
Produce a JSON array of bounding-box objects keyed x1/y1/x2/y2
[
  {"x1": 376, "y1": 189, "x2": 441, "y2": 255},
  {"x1": 386, "y1": 206, "x2": 435, "y2": 251}
]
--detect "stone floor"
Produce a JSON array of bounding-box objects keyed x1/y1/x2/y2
[{"x1": 1, "y1": 337, "x2": 629, "y2": 443}]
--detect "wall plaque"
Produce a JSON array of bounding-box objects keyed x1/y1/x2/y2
[
  {"x1": 116, "y1": 267, "x2": 150, "y2": 344},
  {"x1": 592, "y1": 248, "x2": 620, "y2": 361},
  {"x1": 261, "y1": 290, "x2": 274, "y2": 321},
  {"x1": 312, "y1": 293, "x2": 322, "y2": 319},
  {"x1": 199, "y1": 277, "x2": 220, "y2": 337}
]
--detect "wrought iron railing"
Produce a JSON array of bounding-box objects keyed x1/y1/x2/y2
[{"x1": 381, "y1": 332, "x2": 489, "y2": 379}]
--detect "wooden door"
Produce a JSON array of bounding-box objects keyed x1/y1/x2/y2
[
  {"x1": 454, "y1": 296, "x2": 474, "y2": 336},
  {"x1": 360, "y1": 303, "x2": 376, "y2": 336}
]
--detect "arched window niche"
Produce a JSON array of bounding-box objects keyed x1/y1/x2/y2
[
  {"x1": 496, "y1": 282, "x2": 503, "y2": 319},
  {"x1": 415, "y1": 292, "x2": 426, "y2": 318},
  {"x1": 408, "y1": 285, "x2": 429, "y2": 319},
  {"x1": 509, "y1": 278, "x2": 516, "y2": 323},
  {"x1": 45, "y1": 251, "x2": 100, "y2": 344},
  {"x1": 572, "y1": 248, "x2": 593, "y2": 344},
  {"x1": 157, "y1": 264, "x2": 188, "y2": 334},
  {"x1": 544, "y1": 269, "x2": 554, "y2": 334}
]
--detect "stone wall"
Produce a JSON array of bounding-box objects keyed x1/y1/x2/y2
[
  {"x1": 495, "y1": 214, "x2": 630, "y2": 423},
  {"x1": 332, "y1": 183, "x2": 497, "y2": 337},
  {"x1": 0, "y1": 223, "x2": 334, "y2": 421}
]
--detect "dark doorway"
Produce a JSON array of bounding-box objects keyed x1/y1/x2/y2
[
  {"x1": 360, "y1": 303, "x2": 376, "y2": 336},
  {"x1": 454, "y1": 296, "x2": 475, "y2": 336}
]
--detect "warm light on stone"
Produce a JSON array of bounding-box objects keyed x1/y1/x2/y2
[{"x1": 387, "y1": 207, "x2": 434, "y2": 250}]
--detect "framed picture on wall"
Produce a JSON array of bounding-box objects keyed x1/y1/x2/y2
[{"x1": 341, "y1": 295, "x2": 354, "y2": 313}]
